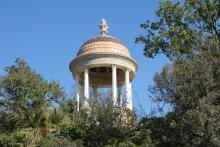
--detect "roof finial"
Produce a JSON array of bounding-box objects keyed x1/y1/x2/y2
[{"x1": 99, "y1": 19, "x2": 108, "y2": 36}]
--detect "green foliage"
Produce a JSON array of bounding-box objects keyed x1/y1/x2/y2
[
  {"x1": 0, "y1": 130, "x2": 31, "y2": 147},
  {"x1": 57, "y1": 121, "x2": 87, "y2": 141},
  {"x1": 0, "y1": 58, "x2": 65, "y2": 131},
  {"x1": 85, "y1": 124, "x2": 129, "y2": 146},
  {"x1": 49, "y1": 108, "x2": 64, "y2": 125},
  {"x1": 38, "y1": 136, "x2": 83, "y2": 147},
  {"x1": 137, "y1": 117, "x2": 165, "y2": 146},
  {"x1": 131, "y1": 129, "x2": 153, "y2": 147},
  {"x1": 151, "y1": 57, "x2": 220, "y2": 146},
  {"x1": 0, "y1": 59, "x2": 155, "y2": 147},
  {"x1": 47, "y1": 104, "x2": 154, "y2": 147},
  {"x1": 136, "y1": 0, "x2": 220, "y2": 146},
  {"x1": 136, "y1": 0, "x2": 220, "y2": 59}
]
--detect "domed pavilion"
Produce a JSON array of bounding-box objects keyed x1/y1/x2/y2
[{"x1": 69, "y1": 19, "x2": 138, "y2": 111}]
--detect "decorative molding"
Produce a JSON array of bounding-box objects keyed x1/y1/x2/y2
[{"x1": 70, "y1": 53, "x2": 137, "y2": 75}]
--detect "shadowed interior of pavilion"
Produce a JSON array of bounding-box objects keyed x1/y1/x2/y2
[{"x1": 78, "y1": 67, "x2": 134, "y2": 87}]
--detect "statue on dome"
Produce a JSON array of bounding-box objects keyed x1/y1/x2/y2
[{"x1": 99, "y1": 19, "x2": 108, "y2": 36}]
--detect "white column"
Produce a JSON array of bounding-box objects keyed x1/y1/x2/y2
[
  {"x1": 84, "y1": 68, "x2": 89, "y2": 108},
  {"x1": 125, "y1": 69, "x2": 132, "y2": 110},
  {"x1": 112, "y1": 65, "x2": 117, "y2": 106},
  {"x1": 75, "y1": 74, "x2": 80, "y2": 111}
]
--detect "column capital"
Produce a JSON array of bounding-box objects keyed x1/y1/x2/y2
[
  {"x1": 84, "y1": 67, "x2": 89, "y2": 72},
  {"x1": 125, "y1": 68, "x2": 131, "y2": 72},
  {"x1": 112, "y1": 64, "x2": 117, "y2": 68}
]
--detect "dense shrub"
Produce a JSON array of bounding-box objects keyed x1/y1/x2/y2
[
  {"x1": 37, "y1": 136, "x2": 83, "y2": 147},
  {"x1": 0, "y1": 130, "x2": 31, "y2": 147}
]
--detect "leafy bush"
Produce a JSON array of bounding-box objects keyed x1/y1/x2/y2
[
  {"x1": 38, "y1": 136, "x2": 83, "y2": 147},
  {"x1": 57, "y1": 122, "x2": 87, "y2": 141},
  {"x1": 0, "y1": 130, "x2": 31, "y2": 147}
]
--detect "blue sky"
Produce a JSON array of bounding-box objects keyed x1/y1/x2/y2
[{"x1": 0, "y1": 0, "x2": 170, "y2": 115}]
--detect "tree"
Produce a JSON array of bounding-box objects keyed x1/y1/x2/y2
[
  {"x1": 136, "y1": 0, "x2": 220, "y2": 59},
  {"x1": 136, "y1": 0, "x2": 220, "y2": 146},
  {"x1": 0, "y1": 58, "x2": 155, "y2": 146},
  {"x1": 151, "y1": 55, "x2": 220, "y2": 146},
  {"x1": 0, "y1": 58, "x2": 65, "y2": 131}
]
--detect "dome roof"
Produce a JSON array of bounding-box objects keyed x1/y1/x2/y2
[
  {"x1": 70, "y1": 19, "x2": 138, "y2": 79},
  {"x1": 77, "y1": 35, "x2": 131, "y2": 58}
]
